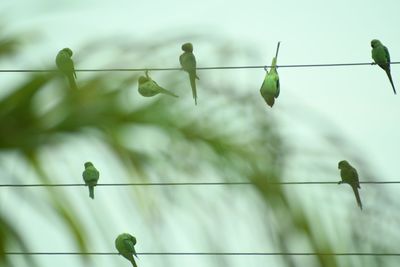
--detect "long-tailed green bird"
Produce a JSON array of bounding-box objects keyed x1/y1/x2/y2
[
  {"x1": 338, "y1": 160, "x2": 362, "y2": 210},
  {"x1": 371, "y1": 39, "x2": 396, "y2": 94},
  {"x1": 115, "y1": 233, "x2": 138, "y2": 267},
  {"x1": 179, "y1": 42, "x2": 199, "y2": 105},
  {"x1": 260, "y1": 42, "x2": 281, "y2": 107},
  {"x1": 138, "y1": 71, "x2": 178, "y2": 97},
  {"x1": 82, "y1": 162, "x2": 99, "y2": 199},
  {"x1": 56, "y1": 48, "x2": 77, "y2": 90}
]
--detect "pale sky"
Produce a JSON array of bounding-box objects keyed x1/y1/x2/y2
[{"x1": 1, "y1": 1, "x2": 400, "y2": 267}]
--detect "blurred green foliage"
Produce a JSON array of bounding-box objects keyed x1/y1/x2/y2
[{"x1": 0, "y1": 29, "x2": 397, "y2": 267}]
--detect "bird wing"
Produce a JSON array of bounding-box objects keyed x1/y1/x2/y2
[
  {"x1": 260, "y1": 74, "x2": 267, "y2": 93},
  {"x1": 72, "y1": 63, "x2": 77, "y2": 78},
  {"x1": 83, "y1": 168, "x2": 99, "y2": 182},
  {"x1": 124, "y1": 239, "x2": 136, "y2": 254},
  {"x1": 384, "y1": 45, "x2": 391, "y2": 63},
  {"x1": 275, "y1": 75, "x2": 280, "y2": 98},
  {"x1": 56, "y1": 53, "x2": 74, "y2": 74},
  {"x1": 180, "y1": 52, "x2": 196, "y2": 71},
  {"x1": 351, "y1": 167, "x2": 360, "y2": 188},
  {"x1": 179, "y1": 53, "x2": 184, "y2": 67}
]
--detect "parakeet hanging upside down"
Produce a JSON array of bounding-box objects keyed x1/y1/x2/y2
[{"x1": 260, "y1": 42, "x2": 281, "y2": 107}]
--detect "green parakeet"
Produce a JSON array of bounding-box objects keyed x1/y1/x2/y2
[
  {"x1": 338, "y1": 160, "x2": 362, "y2": 210},
  {"x1": 371, "y1": 39, "x2": 396, "y2": 94},
  {"x1": 115, "y1": 233, "x2": 138, "y2": 267},
  {"x1": 56, "y1": 48, "x2": 77, "y2": 90},
  {"x1": 138, "y1": 71, "x2": 178, "y2": 97},
  {"x1": 260, "y1": 42, "x2": 280, "y2": 107},
  {"x1": 179, "y1": 42, "x2": 199, "y2": 105},
  {"x1": 82, "y1": 162, "x2": 99, "y2": 199}
]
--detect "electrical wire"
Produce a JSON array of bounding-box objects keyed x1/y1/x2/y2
[
  {"x1": 0, "y1": 181, "x2": 399, "y2": 187},
  {"x1": 5, "y1": 252, "x2": 400, "y2": 256},
  {"x1": 0, "y1": 61, "x2": 399, "y2": 73}
]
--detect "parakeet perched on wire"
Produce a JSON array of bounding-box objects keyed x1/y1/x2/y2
[
  {"x1": 260, "y1": 42, "x2": 281, "y2": 107},
  {"x1": 115, "y1": 233, "x2": 138, "y2": 267},
  {"x1": 138, "y1": 70, "x2": 178, "y2": 97},
  {"x1": 338, "y1": 160, "x2": 362, "y2": 210},
  {"x1": 82, "y1": 162, "x2": 99, "y2": 199},
  {"x1": 179, "y1": 42, "x2": 199, "y2": 105},
  {"x1": 56, "y1": 48, "x2": 77, "y2": 90},
  {"x1": 371, "y1": 39, "x2": 396, "y2": 94}
]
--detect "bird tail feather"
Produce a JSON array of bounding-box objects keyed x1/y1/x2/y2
[
  {"x1": 89, "y1": 186, "x2": 94, "y2": 199},
  {"x1": 352, "y1": 185, "x2": 362, "y2": 210},
  {"x1": 189, "y1": 72, "x2": 197, "y2": 105},
  {"x1": 385, "y1": 69, "x2": 397, "y2": 94},
  {"x1": 68, "y1": 75, "x2": 78, "y2": 90},
  {"x1": 129, "y1": 255, "x2": 137, "y2": 267}
]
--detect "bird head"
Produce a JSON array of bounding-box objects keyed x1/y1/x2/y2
[
  {"x1": 130, "y1": 235, "x2": 137, "y2": 245},
  {"x1": 181, "y1": 43, "x2": 193, "y2": 52},
  {"x1": 61, "y1": 48, "x2": 73, "y2": 57},
  {"x1": 371, "y1": 39, "x2": 382, "y2": 48},
  {"x1": 138, "y1": 76, "x2": 149, "y2": 84},
  {"x1": 338, "y1": 160, "x2": 349, "y2": 170},
  {"x1": 84, "y1": 162, "x2": 93, "y2": 168},
  {"x1": 120, "y1": 233, "x2": 136, "y2": 244}
]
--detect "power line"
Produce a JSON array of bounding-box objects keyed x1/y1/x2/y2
[
  {"x1": 5, "y1": 252, "x2": 400, "y2": 256},
  {"x1": 0, "y1": 181, "x2": 399, "y2": 187},
  {"x1": 0, "y1": 61, "x2": 400, "y2": 73},
  {"x1": 0, "y1": 182, "x2": 251, "y2": 187}
]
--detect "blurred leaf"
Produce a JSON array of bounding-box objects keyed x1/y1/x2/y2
[{"x1": 0, "y1": 26, "x2": 396, "y2": 267}]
